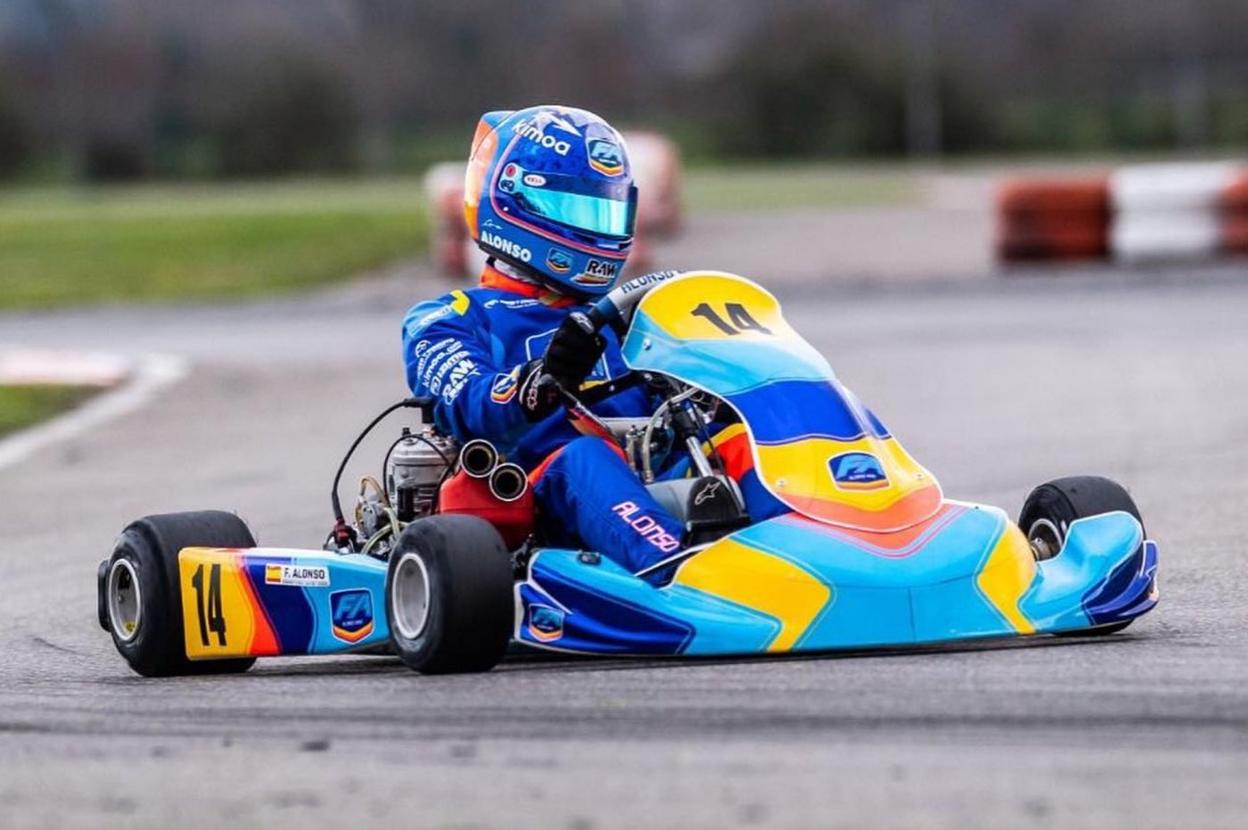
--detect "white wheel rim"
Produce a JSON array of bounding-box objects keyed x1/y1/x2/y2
[
  {"x1": 107, "y1": 559, "x2": 142, "y2": 642},
  {"x1": 392, "y1": 551, "x2": 432, "y2": 640},
  {"x1": 1027, "y1": 518, "x2": 1064, "y2": 560}
]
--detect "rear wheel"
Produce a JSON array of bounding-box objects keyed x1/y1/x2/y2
[
  {"x1": 386, "y1": 515, "x2": 513, "y2": 674},
  {"x1": 100, "y1": 511, "x2": 258, "y2": 676},
  {"x1": 1019, "y1": 475, "x2": 1143, "y2": 635}
]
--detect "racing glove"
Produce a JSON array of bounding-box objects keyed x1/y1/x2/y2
[
  {"x1": 545, "y1": 311, "x2": 605, "y2": 388},
  {"x1": 517, "y1": 312, "x2": 606, "y2": 421}
]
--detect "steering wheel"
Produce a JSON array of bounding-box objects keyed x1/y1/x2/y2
[{"x1": 555, "y1": 271, "x2": 682, "y2": 417}]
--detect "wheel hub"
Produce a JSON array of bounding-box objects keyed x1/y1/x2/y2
[
  {"x1": 391, "y1": 552, "x2": 432, "y2": 640},
  {"x1": 107, "y1": 559, "x2": 142, "y2": 641},
  {"x1": 1027, "y1": 518, "x2": 1064, "y2": 561}
]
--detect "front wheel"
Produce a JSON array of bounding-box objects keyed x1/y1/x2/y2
[
  {"x1": 99, "y1": 510, "x2": 258, "y2": 676},
  {"x1": 1019, "y1": 475, "x2": 1144, "y2": 636},
  {"x1": 386, "y1": 515, "x2": 514, "y2": 674}
]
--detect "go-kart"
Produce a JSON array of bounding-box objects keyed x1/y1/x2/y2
[{"x1": 98, "y1": 271, "x2": 1159, "y2": 676}]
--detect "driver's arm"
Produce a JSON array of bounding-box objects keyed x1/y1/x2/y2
[
  {"x1": 402, "y1": 296, "x2": 605, "y2": 445},
  {"x1": 402, "y1": 293, "x2": 529, "y2": 446}
]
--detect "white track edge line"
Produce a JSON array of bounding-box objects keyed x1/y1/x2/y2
[{"x1": 0, "y1": 354, "x2": 189, "y2": 471}]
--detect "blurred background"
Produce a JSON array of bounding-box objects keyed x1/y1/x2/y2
[
  {"x1": 4, "y1": 6, "x2": 1248, "y2": 827},
  {"x1": 1, "y1": 0, "x2": 1246, "y2": 312}
]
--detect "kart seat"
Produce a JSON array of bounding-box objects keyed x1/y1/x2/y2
[
  {"x1": 645, "y1": 479, "x2": 702, "y2": 523},
  {"x1": 646, "y1": 476, "x2": 747, "y2": 536}
]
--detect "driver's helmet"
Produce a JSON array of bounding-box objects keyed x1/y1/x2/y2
[{"x1": 464, "y1": 105, "x2": 637, "y2": 298}]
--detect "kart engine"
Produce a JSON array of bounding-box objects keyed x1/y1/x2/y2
[
  {"x1": 386, "y1": 427, "x2": 457, "y2": 521},
  {"x1": 329, "y1": 399, "x2": 536, "y2": 557}
]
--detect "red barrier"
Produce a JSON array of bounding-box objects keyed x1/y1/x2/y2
[{"x1": 996, "y1": 177, "x2": 1110, "y2": 262}]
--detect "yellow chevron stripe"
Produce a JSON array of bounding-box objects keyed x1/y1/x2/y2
[
  {"x1": 975, "y1": 524, "x2": 1037, "y2": 634},
  {"x1": 675, "y1": 538, "x2": 831, "y2": 651}
]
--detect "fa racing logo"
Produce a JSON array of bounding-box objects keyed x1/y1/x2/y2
[
  {"x1": 526, "y1": 604, "x2": 565, "y2": 643},
  {"x1": 546, "y1": 248, "x2": 574, "y2": 274},
  {"x1": 587, "y1": 138, "x2": 624, "y2": 177},
  {"x1": 330, "y1": 589, "x2": 375, "y2": 643},
  {"x1": 490, "y1": 367, "x2": 520, "y2": 404},
  {"x1": 828, "y1": 452, "x2": 889, "y2": 491}
]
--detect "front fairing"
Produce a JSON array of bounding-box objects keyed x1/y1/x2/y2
[{"x1": 619, "y1": 271, "x2": 940, "y2": 532}]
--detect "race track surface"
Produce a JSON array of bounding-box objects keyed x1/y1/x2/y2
[{"x1": 2, "y1": 266, "x2": 1246, "y2": 829}]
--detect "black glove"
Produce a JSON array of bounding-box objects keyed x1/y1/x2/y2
[
  {"x1": 515, "y1": 312, "x2": 606, "y2": 422},
  {"x1": 517, "y1": 359, "x2": 562, "y2": 421},
  {"x1": 544, "y1": 311, "x2": 606, "y2": 389}
]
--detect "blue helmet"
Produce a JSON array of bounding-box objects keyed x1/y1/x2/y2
[{"x1": 464, "y1": 105, "x2": 638, "y2": 297}]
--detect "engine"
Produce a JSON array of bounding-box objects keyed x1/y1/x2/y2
[{"x1": 386, "y1": 427, "x2": 458, "y2": 522}]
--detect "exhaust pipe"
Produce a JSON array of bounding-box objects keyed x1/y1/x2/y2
[
  {"x1": 489, "y1": 463, "x2": 528, "y2": 503},
  {"x1": 459, "y1": 440, "x2": 498, "y2": 478}
]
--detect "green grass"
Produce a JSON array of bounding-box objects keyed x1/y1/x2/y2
[
  {"x1": 0, "y1": 179, "x2": 428, "y2": 310},
  {"x1": 683, "y1": 163, "x2": 919, "y2": 212},
  {"x1": 0, "y1": 385, "x2": 99, "y2": 438}
]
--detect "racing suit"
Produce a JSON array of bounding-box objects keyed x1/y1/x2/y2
[{"x1": 402, "y1": 265, "x2": 782, "y2": 573}]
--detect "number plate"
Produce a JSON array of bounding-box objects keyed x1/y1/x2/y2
[{"x1": 178, "y1": 549, "x2": 261, "y2": 660}]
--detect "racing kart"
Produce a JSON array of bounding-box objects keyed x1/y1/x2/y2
[{"x1": 98, "y1": 271, "x2": 1159, "y2": 676}]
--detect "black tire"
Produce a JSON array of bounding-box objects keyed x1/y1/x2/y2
[
  {"x1": 100, "y1": 510, "x2": 258, "y2": 677},
  {"x1": 385, "y1": 515, "x2": 513, "y2": 674},
  {"x1": 1018, "y1": 475, "x2": 1144, "y2": 636}
]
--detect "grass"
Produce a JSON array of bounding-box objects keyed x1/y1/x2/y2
[
  {"x1": 683, "y1": 163, "x2": 919, "y2": 212},
  {"x1": 0, "y1": 164, "x2": 920, "y2": 312},
  {"x1": 0, "y1": 385, "x2": 99, "y2": 438},
  {"x1": 0, "y1": 179, "x2": 428, "y2": 310}
]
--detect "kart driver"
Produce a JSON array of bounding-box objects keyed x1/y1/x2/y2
[{"x1": 403, "y1": 105, "x2": 782, "y2": 578}]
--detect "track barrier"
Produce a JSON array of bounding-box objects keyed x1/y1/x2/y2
[{"x1": 997, "y1": 162, "x2": 1248, "y2": 264}]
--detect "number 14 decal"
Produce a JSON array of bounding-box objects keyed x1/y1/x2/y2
[
  {"x1": 690, "y1": 302, "x2": 773, "y2": 336},
  {"x1": 190, "y1": 563, "x2": 227, "y2": 647}
]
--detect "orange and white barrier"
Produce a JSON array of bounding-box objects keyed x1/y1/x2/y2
[{"x1": 996, "y1": 162, "x2": 1248, "y2": 264}]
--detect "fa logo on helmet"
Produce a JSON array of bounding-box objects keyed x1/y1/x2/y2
[{"x1": 587, "y1": 139, "x2": 624, "y2": 177}]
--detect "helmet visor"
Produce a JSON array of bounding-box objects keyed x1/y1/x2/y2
[{"x1": 501, "y1": 166, "x2": 636, "y2": 238}]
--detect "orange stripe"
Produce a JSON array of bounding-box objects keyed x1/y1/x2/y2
[
  {"x1": 784, "y1": 500, "x2": 962, "y2": 552},
  {"x1": 237, "y1": 556, "x2": 280, "y2": 656},
  {"x1": 782, "y1": 482, "x2": 942, "y2": 533}
]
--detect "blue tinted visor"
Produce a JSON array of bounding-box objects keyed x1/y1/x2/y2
[{"x1": 500, "y1": 166, "x2": 636, "y2": 238}]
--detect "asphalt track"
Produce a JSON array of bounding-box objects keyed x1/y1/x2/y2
[{"x1": 2, "y1": 264, "x2": 1248, "y2": 829}]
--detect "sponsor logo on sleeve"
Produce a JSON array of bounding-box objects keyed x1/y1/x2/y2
[
  {"x1": 330, "y1": 589, "x2": 375, "y2": 643},
  {"x1": 522, "y1": 173, "x2": 547, "y2": 187},
  {"x1": 265, "y1": 564, "x2": 331, "y2": 587},
  {"x1": 490, "y1": 367, "x2": 520, "y2": 404},
  {"x1": 828, "y1": 452, "x2": 889, "y2": 491},
  {"x1": 414, "y1": 304, "x2": 454, "y2": 330},
  {"x1": 439, "y1": 354, "x2": 479, "y2": 404}
]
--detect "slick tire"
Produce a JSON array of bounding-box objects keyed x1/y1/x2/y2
[
  {"x1": 386, "y1": 515, "x2": 513, "y2": 674},
  {"x1": 1019, "y1": 476, "x2": 1144, "y2": 636},
  {"x1": 100, "y1": 510, "x2": 258, "y2": 677}
]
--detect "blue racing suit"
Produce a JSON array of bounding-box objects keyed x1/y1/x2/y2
[{"x1": 402, "y1": 266, "x2": 780, "y2": 573}]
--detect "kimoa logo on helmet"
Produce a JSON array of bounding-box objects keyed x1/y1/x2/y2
[
  {"x1": 481, "y1": 230, "x2": 532, "y2": 263},
  {"x1": 514, "y1": 117, "x2": 575, "y2": 156}
]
